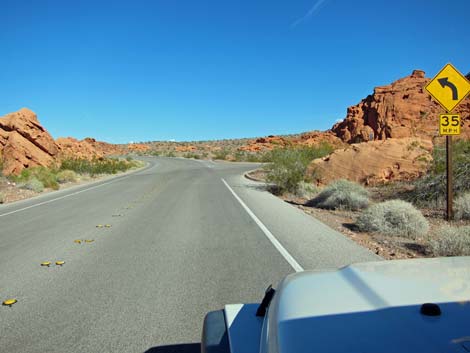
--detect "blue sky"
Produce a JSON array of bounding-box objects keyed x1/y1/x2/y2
[{"x1": 1, "y1": 0, "x2": 469, "y2": 143}]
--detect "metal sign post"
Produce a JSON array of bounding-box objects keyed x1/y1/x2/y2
[
  {"x1": 425, "y1": 63, "x2": 470, "y2": 220},
  {"x1": 439, "y1": 114, "x2": 460, "y2": 220},
  {"x1": 446, "y1": 135, "x2": 453, "y2": 220}
]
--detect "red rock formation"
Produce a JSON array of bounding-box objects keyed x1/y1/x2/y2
[
  {"x1": 238, "y1": 135, "x2": 291, "y2": 152},
  {"x1": 127, "y1": 143, "x2": 151, "y2": 152},
  {"x1": 308, "y1": 138, "x2": 433, "y2": 186},
  {"x1": 57, "y1": 137, "x2": 124, "y2": 159},
  {"x1": 0, "y1": 108, "x2": 126, "y2": 175},
  {"x1": 332, "y1": 70, "x2": 470, "y2": 143},
  {"x1": 0, "y1": 108, "x2": 59, "y2": 175},
  {"x1": 295, "y1": 131, "x2": 345, "y2": 148},
  {"x1": 175, "y1": 145, "x2": 197, "y2": 152}
]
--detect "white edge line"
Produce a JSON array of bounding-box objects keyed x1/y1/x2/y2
[
  {"x1": 0, "y1": 162, "x2": 155, "y2": 218},
  {"x1": 221, "y1": 178, "x2": 303, "y2": 272}
]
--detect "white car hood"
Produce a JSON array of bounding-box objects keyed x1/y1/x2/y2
[{"x1": 263, "y1": 256, "x2": 470, "y2": 353}]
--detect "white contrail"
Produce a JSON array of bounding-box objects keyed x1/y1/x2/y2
[{"x1": 291, "y1": 0, "x2": 329, "y2": 27}]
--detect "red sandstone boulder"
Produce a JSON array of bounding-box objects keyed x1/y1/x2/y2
[
  {"x1": 308, "y1": 138, "x2": 433, "y2": 186},
  {"x1": 0, "y1": 108, "x2": 59, "y2": 175}
]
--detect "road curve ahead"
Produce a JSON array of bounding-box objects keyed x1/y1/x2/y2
[{"x1": 0, "y1": 157, "x2": 378, "y2": 353}]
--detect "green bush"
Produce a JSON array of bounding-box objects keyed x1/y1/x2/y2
[
  {"x1": 183, "y1": 152, "x2": 200, "y2": 159},
  {"x1": 13, "y1": 166, "x2": 59, "y2": 190},
  {"x1": 455, "y1": 192, "x2": 470, "y2": 220},
  {"x1": 34, "y1": 167, "x2": 59, "y2": 190},
  {"x1": 232, "y1": 150, "x2": 266, "y2": 163},
  {"x1": 356, "y1": 200, "x2": 429, "y2": 239},
  {"x1": 60, "y1": 157, "x2": 137, "y2": 176},
  {"x1": 56, "y1": 170, "x2": 78, "y2": 183},
  {"x1": 23, "y1": 177, "x2": 45, "y2": 193},
  {"x1": 308, "y1": 179, "x2": 369, "y2": 210},
  {"x1": 213, "y1": 148, "x2": 230, "y2": 160},
  {"x1": 264, "y1": 144, "x2": 333, "y2": 194},
  {"x1": 429, "y1": 225, "x2": 470, "y2": 256},
  {"x1": 407, "y1": 139, "x2": 470, "y2": 206}
]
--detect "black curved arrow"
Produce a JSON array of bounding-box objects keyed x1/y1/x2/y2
[{"x1": 438, "y1": 77, "x2": 458, "y2": 100}]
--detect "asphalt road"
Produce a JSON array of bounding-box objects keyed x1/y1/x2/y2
[{"x1": 0, "y1": 157, "x2": 379, "y2": 353}]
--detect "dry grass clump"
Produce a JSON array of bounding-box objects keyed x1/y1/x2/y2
[
  {"x1": 429, "y1": 225, "x2": 470, "y2": 256},
  {"x1": 13, "y1": 166, "x2": 59, "y2": 190},
  {"x1": 356, "y1": 200, "x2": 429, "y2": 239},
  {"x1": 56, "y1": 170, "x2": 78, "y2": 183},
  {"x1": 455, "y1": 193, "x2": 470, "y2": 220},
  {"x1": 22, "y1": 177, "x2": 45, "y2": 193},
  {"x1": 308, "y1": 179, "x2": 369, "y2": 211},
  {"x1": 296, "y1": 181, "x2": 318, "y2": 200}
]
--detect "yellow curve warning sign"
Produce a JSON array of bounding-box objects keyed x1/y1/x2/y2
[{"x1": 425, "y1": 63, "x2": 470, "y2": 112}]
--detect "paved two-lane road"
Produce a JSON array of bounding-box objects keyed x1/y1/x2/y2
[{"x1": 0, "y1": 157, "x2": 378, "y2": 353}]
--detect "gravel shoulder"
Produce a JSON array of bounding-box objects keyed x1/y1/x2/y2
[
  {"x1": 246, "y1": 169, "x2": 470, "y2": 260},
  {"x1": 0, "y1": 162, "x2": 148, "y2": 205}
]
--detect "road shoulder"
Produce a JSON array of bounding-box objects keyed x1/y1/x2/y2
[{"x1": 222, "y1": 173, "x2": 380, "y2": 271}]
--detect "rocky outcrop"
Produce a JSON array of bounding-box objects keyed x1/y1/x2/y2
[
  {"x1": 0, "y1": 108, "x2": 126, "y2": 175},
  {"x1": 56, "y1": 137, "x2": 124, "y2": 159},
  {"x1": 127, "y1": 143, "x2": 151, "y2": 152},
  {"x1": 238, "y1": 135, "x2": 292, "y2": 152},
  {"x1": 0, "y1": 108, "x2": 59, "y2": 175},
  {"x1": 295, "y1": 131, "x2": 345, "y2": 148},
  {"x1": 332, "y1": 70, "x2": 470, "y2": 143},
  {"x1": 238, "y1": 132, "x2": 345, "y2": 152},
  {"x1": 308, "y1": 138, "x2": 433, "y2": 186},
  {"x1": 175, "y1": 145, "x2": 197, "y2": 152}
]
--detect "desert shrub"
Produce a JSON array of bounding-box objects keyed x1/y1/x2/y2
[
  {"x1": 183, "y1": 152, "x2": 200, "y2": 159},
  {"x1": 12, "y1": 167, "x2": 59, "y2": 190},
  {"x1": 429, "y1": 225, "x2": 470, "y2": 256},
  {"x1": 407, "y1": 139, "x2": 470, "y2": 206},
  {"x1": 33, "y1": 167, "x2": 59, "y2": 190},
  {"x1": 356, "y1": 200, "x2": 429, "y2": 239},
  {"x1": 308, "y1": 179, "x2": 369, "y2": 210},
  {"x1": 455, "y1": 192, "x2": 470, "y2": 220},
  {"x1": 60, "y1": 157, "x2": 137, "y2": 176},
  {"x1": 264, "y1": 143, "x2": 333, "y2": 164},
  {"x1": 213, "y1": 148, "x2": 230, "y2": 160},
  {"x1": 23, "y1": 177, "x2": 45, "y2": 193},
  {"x1": 264, "y1": 144, "x2": 333, "y2": 194},
  {"x1": 233, "y1": 150, "x2": 265, "y2": 163},
  {"x1": 233, "y1": 150, "x2": 248, "y2": 162},
  {"x1": 264, "y1": 149, "x2": 310, "y2": 193},
  {"x1": 56, "y1": 170, "x2": 78, "y2": 183},
  {"x1": 296, "y1": 181, "x2": 318, "y2": 199}
]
